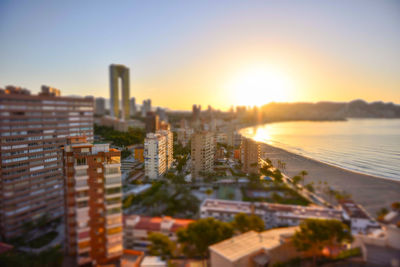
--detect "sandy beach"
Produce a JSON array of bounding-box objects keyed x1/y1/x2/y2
[{"x1": 261, "y1": 144, "x2": 400, "y2": 217}]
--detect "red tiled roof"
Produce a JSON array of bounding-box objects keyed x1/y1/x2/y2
[{"x1": 124, "y1": 215, "x2": 194, "y2": 232}]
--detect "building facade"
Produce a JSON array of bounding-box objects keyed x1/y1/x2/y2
[
  {"x1": 0, "y1": 85, "x2": 93, "y2": 239},
  {"x1": 144, "y1": 133, "x2": 167, "y2": 179},
  {"x1": 63, "y1": 137, "x2": 123, "y2": 266},
  {"x1": 157, "y1": 130, "x2": 173, "y2": 170},
  {"x1": 191, "y1": 131, "x2": 215, "y2": 179},
  {"x1": 95, "y1": 97, "x2": 106, "y2": 116},
  {"x1": 241, "y1": 136, "x2": 260, "y2": 174},
  {"x1": 145, "y1": 112, "x2": 159, "y2": 133}
]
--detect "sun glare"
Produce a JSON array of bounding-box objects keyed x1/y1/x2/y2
[{"x1": 228, "y1": 66, "x2": 294, "y2": 106}]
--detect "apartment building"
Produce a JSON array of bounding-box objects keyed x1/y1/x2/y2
[
  {"x1": 144, "y1": 133, "x2": 167, "y2": 179},
  {"x1": 240, "y1": 136, "x2": 260, "y2": 174},
  {"x1": 0, "y1": 85, "x2": 93, "y2": 239},
  {"x1": 63, "y1": 137, "x2": 123, "y2": 266},
  {"x1": 157, "y1": 130, "x2": 173, "y2": 170},
  {"x1": 123, "y1": 215, "x2": 193, "y2": 251},
  {"x1": 191, "y1": 131, "x2": 215, "y2": 179},
  {"x1": 95, "y1": 97, "x2": 106, "y2": 116},
  {"x1": 176, "y1": 127, "x2": 194, "y2": 147},
  {"x1": 200, "y1": 199, "x2": 342, "y2": 229}
]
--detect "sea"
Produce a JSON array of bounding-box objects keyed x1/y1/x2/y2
[{"x1": 240, "y1": 119, "x2": 400, "y2": 181}]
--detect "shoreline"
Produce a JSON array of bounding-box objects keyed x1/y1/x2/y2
[{"x1": 260, "y1": 143, "x2": 400, "y2": 216}]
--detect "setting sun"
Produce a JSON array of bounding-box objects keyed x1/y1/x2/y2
[{"x1": 227, "y1": 66, "x2": 294, "y2": 106}]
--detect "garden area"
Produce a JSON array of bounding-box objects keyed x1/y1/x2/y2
[
  {"x1": 123, "y1": 181, "x2": 200, "y2": 218},
  {"x1": 217, "y1": 186, "x2": 237, "y2": 200},
  {"x1": 242, "y1": 184, "x2": 310, "y2": 206}
]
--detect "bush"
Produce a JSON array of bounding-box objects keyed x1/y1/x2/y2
[{"x1": 28, "y1": 231, "x2": 58, "y2": 248}]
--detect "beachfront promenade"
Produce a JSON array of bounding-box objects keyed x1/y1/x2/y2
[{"x1": 262, "y1": 144, "x2": 400, "y2": 216}]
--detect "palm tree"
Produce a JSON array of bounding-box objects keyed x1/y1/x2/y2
[{"x1": 299, "y1": 170, "x2": 308, "y2": 186}]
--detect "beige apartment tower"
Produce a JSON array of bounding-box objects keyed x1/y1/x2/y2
[
  {"x1": 241, "y1": 136, "x2": 260, "y2": 174},
  {"x1": 110, "y1": 64, "x2": 130, "y2": 120},
  {"x1": 191, "y1": 131, "x2": 215, "y2": 179}
]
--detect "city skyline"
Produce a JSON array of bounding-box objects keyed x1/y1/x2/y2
[{"x1": 1, "y1": 0, "x2": 400, "y2": 110}]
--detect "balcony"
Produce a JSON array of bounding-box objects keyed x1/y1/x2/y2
[
  {"x1": 105, "y1": 202, "x2": 122, "y2": 210},
  {"x1": 77, "y1": 256, "x2": 92, "y2": 265}
]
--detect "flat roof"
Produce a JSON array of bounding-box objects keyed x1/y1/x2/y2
[
  {"x1": 209, "y1": 227, "x2": 298, "y2": 262},
  {"x1": 339, "y1": 200, "x2": 371, "y2": 219},
  {"x1": 201, "y1": 199, "x2": 342, "y2": 220}
]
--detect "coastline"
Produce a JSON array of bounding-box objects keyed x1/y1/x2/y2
[{"x1": 260, "y1": 143, "x2": 400, "y2": 216}]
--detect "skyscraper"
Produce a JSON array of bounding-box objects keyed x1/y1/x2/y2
[
  {"x1": 144, "y1": 133, "x2": 167, "y2": 179},
  {"x1": 129, "y1": 97, "x2": 136, "y2": 117},
  {"x1": 141, "y1": 99, "x2": 151, "y2": 117},
  {"x1": 241, "y1": 136, "x2": 260, "y2": 174},
  {"x1": 157, "y1": 130, "x2": 174, "y2": 170},
  {"x1": 0, "y1": 85, "x2": 94, "y2": 239},
  {"x1": 191, "y1": 131, "x2": 214, "y2": 179},
  {"x1": 63, "y1": 137, "x2": 123, "y2": 266},
  {"x1": 95, "y1": 97, "x2": 106, "y2": 116},
  {"x1": 109, "y1": 64, "x2": 130, "y2": 120},
  {"x1": 145, "y1": 111, "x2": 159, "y2": 133}
]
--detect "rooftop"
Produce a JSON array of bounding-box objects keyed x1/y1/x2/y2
[
  {"x1": 124, "y1": 215, "x2": 194, "y2": 232},
  {"x1": 209, "y1": 227, "x2": 298, "y2": 262},
  {"x1": 201, "y1": 199, "x2": 342, "y2": 220},
  {"x1": 339, "y1": 200, "x2": 372, "y2": 220}
]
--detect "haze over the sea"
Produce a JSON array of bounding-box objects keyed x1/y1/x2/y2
[{"x1": 240, "y1": 119, "x2": 400, "y2": 181}]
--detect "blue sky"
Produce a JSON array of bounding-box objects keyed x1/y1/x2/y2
[{"x1": 1, "y1": 0, "x2": 399, "y2": 110}]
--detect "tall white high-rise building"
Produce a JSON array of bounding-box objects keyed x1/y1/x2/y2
[
  {"x1": 144, "y1": 133, "x2": 167, "y2": 179},
  {"x1": 157, "y1": 130, "x2": 173, "y2": 170}
]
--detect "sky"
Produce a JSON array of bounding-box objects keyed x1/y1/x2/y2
[{"x1": 0, "y1": 0, "x2": 399, "y2": 110}]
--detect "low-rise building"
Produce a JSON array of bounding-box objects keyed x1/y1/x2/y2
[
  {"x1": 209, "y1": 227, "x2": 304, "y2": 267},
  {"x1": 123, "y1": 215, "x2": 194, "y2": 251},
  {"x1": 200, "y1": 199, "x2": 342, "y2": 229},
  {"x1": 339, "y1": 200, "x2": 380, "y2": 234}
]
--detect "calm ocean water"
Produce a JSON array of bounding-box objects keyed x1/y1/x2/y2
[{"x1": 240, "y1": 119, "x2": 400, "y2": 181}]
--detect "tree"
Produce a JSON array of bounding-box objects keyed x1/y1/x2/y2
[
  {"x1": 272, "y1": 169, "x2": 283, "y2": 183},
  {"x1": 148, "y1": 232, "x2": 176, "y2": 260},
  {"x1": 292, "y1": 219, "x2": 353, "y2": 266},
  {"x1": 305, "y1": 182, "x2": 315, "y2": 193},
  {"x1": 377, "y1": 208, "x2": 389, "y2": 221},
  {"x1": 292, "y1": 175, "x2": 302, "y2": 186},
  {"x1": 205, "y1": 188, "x2": 213, "y2": 197},
  {"x1": 299, "y1": 170, "x2": 308, "y2": 186},
  {"x1": 231, "y1": 213, "x2": 265, "y2": 233},
  {"x1": 177, "y1": 218, "x2": 233, "y2": 258},
  {"x1": 392, "y1": 202, "x2": 400, "y2": 211}
]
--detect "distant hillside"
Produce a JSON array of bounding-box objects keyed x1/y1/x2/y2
[{"x1": 259, "y1": 100, "x2": 400, "y2": 121}]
